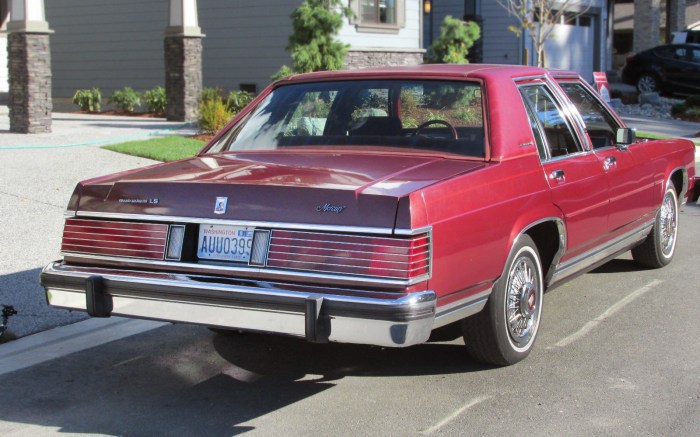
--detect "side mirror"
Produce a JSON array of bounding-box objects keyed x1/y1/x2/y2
[{"x1": 616, "y1": 127, "x2": 636, "y2": 146}]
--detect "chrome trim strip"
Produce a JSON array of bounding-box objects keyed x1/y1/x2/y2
[
  {"x1": 41, "y1": 262, "x2": 437, "y2": 347},
  {"x1": 667, "y1": 166, "x2": 688, "y2": 205},
  {"x1": 394, "y1": 226, "x2": 432, "y2": 236},
  {"x1": 76, "y1": 211, "x2": 395, "y2": 235},
  {"x1": 432, "y1": 289, "x2": 491, "y2": 328},
  {"x1": 516, "y1": 217, "x2": 567, "y2": 285},
  {"x1": 550, "y1": 219, "x2": 654, "y2": 285},
  {"x1": 61, "y1": 252, "x2": 430, "y2": 288}
]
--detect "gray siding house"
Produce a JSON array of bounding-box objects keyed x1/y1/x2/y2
[{"x1": 0, "y1": 0, "x2": 619, "y2": 104}]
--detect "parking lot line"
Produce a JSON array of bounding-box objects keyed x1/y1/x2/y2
[
  {"x1": 552, "y1": 279, "x2": 663, "y2": 348},
  {"x1": 421, "y1": 396, "x2": 492, "y2": 435}
]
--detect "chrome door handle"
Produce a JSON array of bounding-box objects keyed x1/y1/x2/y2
[
  {"x1": 603, "y1": 156, "x2": 617, "y2": 170},
  {"x1": 550, "y1": 169, "x2": 565, "y2": 182}
]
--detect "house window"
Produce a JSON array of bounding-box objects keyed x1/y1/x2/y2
[
  {"x1": 352, "y1": 0, "x2": 405, "y2": 33},
  {"x1": 361, "y1": 0, "x2": 396, "y2": 25}
]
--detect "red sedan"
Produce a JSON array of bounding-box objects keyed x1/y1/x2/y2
[{"x1": 41, "y1": 65, "x2": 696, "y2": 365}]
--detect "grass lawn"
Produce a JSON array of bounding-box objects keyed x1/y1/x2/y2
[
  {"x1": 102, "y1": 136, "x2": 205, "y2": 162},
  {"x1": 637, "y1": 131, "x2": 700, "y2": 146}
]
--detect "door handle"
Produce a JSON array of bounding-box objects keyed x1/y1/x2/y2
[
  {"x1": 603, "y1": 156, "x2": 617, "y2": 171},
  {"x1": 550, "y1": 169, "x2": 565, "y2": 182}
]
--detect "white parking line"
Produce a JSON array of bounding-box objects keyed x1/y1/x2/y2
[
  {"x1": 421, "y1": 396, "x2": 492, "y2": 435},
  {"x1": 0, "y1": 317, "x2": 168, "y2": 376},
  {"x1": 552, "y1": 279, "x2": 663, "y2": 348}
]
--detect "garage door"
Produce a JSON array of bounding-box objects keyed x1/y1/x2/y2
[{"x1": 544, "y1": 14, "x2": 595, "y2": 81}]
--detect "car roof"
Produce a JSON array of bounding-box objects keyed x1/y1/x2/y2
[{"x1": 277, "y1": 64, "x2": 577, "y2": 83}]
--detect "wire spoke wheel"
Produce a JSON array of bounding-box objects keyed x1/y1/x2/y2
[
  {"x1": 659, "y1": 191, "x2": 677, "y2": 257},
  {"x1": 505, "y1": 254, "x2": 540, "y2": 350}
]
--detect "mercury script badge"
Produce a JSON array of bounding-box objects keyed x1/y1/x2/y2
[
  {"x1": 316, "y1": 203, "x2": 346, "y2": 214},
  {"x1": 214, "y1": 197, "x2": 228, "y2": 214}
]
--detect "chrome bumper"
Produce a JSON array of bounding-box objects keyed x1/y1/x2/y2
[{"x1": 41, "y1": 261, "x2": 437, "y2": 347}]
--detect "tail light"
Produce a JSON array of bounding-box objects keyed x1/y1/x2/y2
[
  {"x1": 267, "y1": 230, "x2": 430, "y2": 281},
  {"x1": 61, "y1": 218, "x2": 168, "y2": 260}
]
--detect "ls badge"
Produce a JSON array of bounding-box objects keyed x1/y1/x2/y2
[{"x1": 214, "y1": 197, "x2": 228, "y2": 214}]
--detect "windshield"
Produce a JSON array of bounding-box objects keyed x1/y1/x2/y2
[{"x1": 206, "y1": 79, "x2": 486, "y2": 158}]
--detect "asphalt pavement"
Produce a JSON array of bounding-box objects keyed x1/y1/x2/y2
[{"x1": 0, "y1": 110, "x2": 698, "y2": 342}]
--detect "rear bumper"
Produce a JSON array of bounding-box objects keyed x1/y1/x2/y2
[{"x1": 41, "y1": 261, "x2": 437, "y2": 347}]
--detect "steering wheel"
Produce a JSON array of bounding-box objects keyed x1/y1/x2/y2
[{"x1": 412, "y1": 119, "x2": 458, "y2": 140}]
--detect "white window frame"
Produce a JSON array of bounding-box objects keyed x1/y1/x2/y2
[{"x1": 349, "y1": 0, "x2": 406, "y2": 34}]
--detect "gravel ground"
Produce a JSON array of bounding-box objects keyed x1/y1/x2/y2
[{"x1": 614, "y1": 95, "x2": 684, "y2": 120}]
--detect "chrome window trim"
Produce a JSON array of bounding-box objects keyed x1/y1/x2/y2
[
  {"x1": 62, "y1": 252, "x2": 431, "y2": 288},
  {"x1": 515, "y1": 81, "x2": 587, "y2": 163}
]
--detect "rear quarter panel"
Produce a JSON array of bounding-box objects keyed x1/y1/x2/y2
[
  {"x1": 640, "y1": 138, "x2": 696, "y2": 202},
  {"x1": 419, "y1": 154, "x2": 561, "y2": 307}
]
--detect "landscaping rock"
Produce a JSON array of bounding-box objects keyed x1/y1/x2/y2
[{"x1": 639, "y1": 92, "x2": 661, "y2": 106}]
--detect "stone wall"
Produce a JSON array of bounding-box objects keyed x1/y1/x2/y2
[
  {"x1": 164, "y1": 36, "x2": 202, "y2": 122},
  {"x1": 8, "y1": 33, "x2": 52, "y2": 133},
  {"x1": 344, "y1": 49, "x2": 424, "y2": 70}
]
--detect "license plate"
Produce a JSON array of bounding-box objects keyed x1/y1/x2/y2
[{"x1": 197, "y1": 224, "x2": 254, "y2": 263}]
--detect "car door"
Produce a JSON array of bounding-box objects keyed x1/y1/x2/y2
[
  {"x1": 518, "y1": 81, "x2": 609, "y2": 261},
  {"x1": 557, "y1": 80, "x2": 656, "y2": 237}
]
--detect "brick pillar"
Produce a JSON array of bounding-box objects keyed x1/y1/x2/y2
[
  {"x1": 666, "y1": 0, "x2": 686, "y2": 42},
  {"x1": 633, "y1": 0, "x2": 661, "y2": 53},
  {"x1": 8, "y1": 32, "x2": 52, "y2": 133},
  {"x1": 164, "y1": 36, "x2": 202, "y2": 122}
]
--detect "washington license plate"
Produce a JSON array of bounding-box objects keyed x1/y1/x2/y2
[{"x1": 197, "y1": 224, "x2": 254, "y2": 263}]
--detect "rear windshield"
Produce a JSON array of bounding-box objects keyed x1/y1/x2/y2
[{"x1": 206, "y1": 79, "x2": 486, "y2": 158}]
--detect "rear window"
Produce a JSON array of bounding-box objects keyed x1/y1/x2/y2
[{"x1": 206, "y1": 79, "x2": 486, "y2": 158}]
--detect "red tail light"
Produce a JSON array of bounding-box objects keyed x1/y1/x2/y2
[
  {"x1": 61, "y1": 218, "x2": 168, "y2": 260},
  {"x1": 267, "y1": 230, "x2": 430, "y2": 281}
]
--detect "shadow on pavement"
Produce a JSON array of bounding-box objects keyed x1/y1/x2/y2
[{"x1": 0, "y1": 323, "x2": 487, "y2": 435}]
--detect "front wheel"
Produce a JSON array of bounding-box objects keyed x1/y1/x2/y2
[
  {"x1": 462, "y1": 235, "x2": 544, "y2": 366},
  {"x1": 636, "y1": 73, "x2": 659, "y2": 93},
  {"x1": 632, "y1": 186, "x2": 678, "y2": 268}
]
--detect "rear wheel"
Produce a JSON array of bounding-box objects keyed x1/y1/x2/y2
[
  {"x1": 632, "y1": 186, "x2": 678, "y2": 268},
  {"x1": 636, "y1": 73, "x2": 659, "y2": 93},
  {"x1": 462, "y1": 235, "x2": 543, "y2": 366}
]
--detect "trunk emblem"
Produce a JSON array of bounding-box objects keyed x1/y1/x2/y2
[
  {"x1": 214, "y1": 197, "x2": 228, "y2": 214},
  {"x1": 316, "y1": 203, "x2": 346, "y2": 214}
]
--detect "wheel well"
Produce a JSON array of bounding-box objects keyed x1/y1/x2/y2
[
  {"x1": 525, "y1": 221, "x2": 561, "y2": 289},
  {"x1": 670, "y1": 170, "x2": 684, "y2": 198}
]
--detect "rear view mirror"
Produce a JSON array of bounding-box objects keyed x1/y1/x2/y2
[{"x1": 616, "y1": 127, "x2": 636, "y2": 145}]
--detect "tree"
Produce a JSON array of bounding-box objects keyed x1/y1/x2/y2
[
  {"x1": 273, "y1": 0, "x2": 353, "y2": 80},
  {"x1": 426, "y1": 16, "x2": 481, "y2": 64},
  {"x1": 499, "y1": 0, "x2": 592, "y2": 67}
]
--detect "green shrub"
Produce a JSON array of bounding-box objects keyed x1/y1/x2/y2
[
  {"x1": 72, "y1": 88, "x2": 102, "y2": 112},
  {"x1": 109, "y1": 87, "x2": 141, "y2": 113},
  {"x1": 226, "y1": 90, "x2": 254, "y2": 114},
  {"x1": 671, "y1": 103, "x2": 688, "y2": 116},
  {"x1": 684, "y1": 95, "x2": 700, "y2": 108},
  {"x1": 200, "y1": 87, "x2": 224, "y2": 104},
  {"x1": 198, "y1": 98, "x2": 234, "y2": 134},
  {"x1": 143, "y1": 86, "x2": 167, "y2": 114},
  {"x1": 683, "y1": 106, "x2": 700, "y2": 120},
  {"x1": 426, "y1": 16, "x2": 481, "y2": 64}
]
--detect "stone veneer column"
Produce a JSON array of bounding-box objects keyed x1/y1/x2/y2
[
  {"x1": 164, "y1": 36, "x2": 202, "y2": 122},
  {"x1": 164, "y1": 0, "x2": 203, "y2": 122},
  {"x1": 633, "y1": 0, "x2": 661, "y2": 53},
  {"x1": 7, "y1": 0, "x2": 52, "y2": 133},
  {"x1": 666, "y1": 0, "x2": 686, "y2": 42}
]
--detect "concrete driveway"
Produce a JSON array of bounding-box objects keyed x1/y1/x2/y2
[{"x1": 0, "y1": 112, "x2": 196, "y2": 338}]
